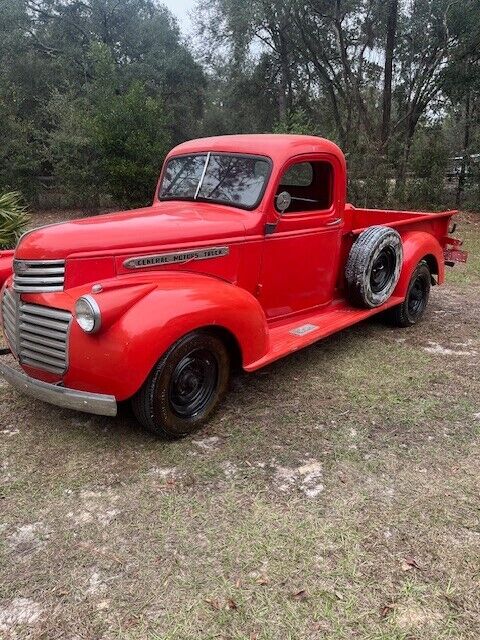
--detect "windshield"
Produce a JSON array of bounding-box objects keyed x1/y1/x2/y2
[{"x1": 159, "y1": 153, "x2": 271, "y2": 209}]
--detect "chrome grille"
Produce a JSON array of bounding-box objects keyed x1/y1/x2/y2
[
  {"x1": 13, "y1": 259, "x2": 65, "y2": 293},
  {"x1": 1, "y1": 288, "x2": 18, "y2": 357},
  {"x1": 1, "y1": 288, "x2": 71, "y2": 375}
]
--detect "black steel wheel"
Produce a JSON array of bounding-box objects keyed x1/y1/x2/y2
[
  {"x1": 132, "y1": 331, "x2": 230, "y2": 438},
  {"x1": 386, "y1": 261, "x2": 431, "y2": 327},
  {"x1": 169, "y1": 348, "x2": 218, "y2": 419},
  {"x1": 345, "y1": 226, "x2": 403, "y2": 308},
  {"x1": 370, "y1": 246, "x2": 397, "y2": 294}
]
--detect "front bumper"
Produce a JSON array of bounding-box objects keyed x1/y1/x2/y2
[{"x1": 0, "y1": 355, "x2": 117, "y2": 417}]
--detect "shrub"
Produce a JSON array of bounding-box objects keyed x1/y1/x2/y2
[{"x1": 0, "y1": 192, "x2": 30, "y2": 249}]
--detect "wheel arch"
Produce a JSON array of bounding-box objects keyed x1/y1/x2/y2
[
  {"x1": 199, "y1": 325, "x2": 243, "y2": 372},
  {"x1": 66, "y1": 272, "x2": 270, "y2": 401},
  {"x1": 422, "y1": 253, "x2": 440, "y2": 283},
  {"x1": 394, "y1": 231, "x2": 445, "y2": 298}
]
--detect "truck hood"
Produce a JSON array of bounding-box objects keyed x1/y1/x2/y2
[{"x1": 16, "y1": 202, "x2": 249, "y2": 261}]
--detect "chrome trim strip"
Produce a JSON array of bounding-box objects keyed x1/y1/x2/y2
[
  {"x1": 123, "y1": 246, "x2": 230, "y2": 270},
  {"x1": 0, "y1": 359, "x2": 117, "y2": 417},
  {"x1": 14, "y1": 259, "x2": 65, "y2": 266},
  {"x1": 14, "y1": 285, "x2": 64, "y2": 293}
]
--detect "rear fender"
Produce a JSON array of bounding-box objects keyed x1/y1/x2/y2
[
  {"x1": 0, "y1": 251, "x2": 14, "y2": 288},
  {"x1": 395, "y1": 231, "x2": 445, "y2": 297},
  {"x1": 66, "y1": 272, "x2": 269, "y2": 400}
]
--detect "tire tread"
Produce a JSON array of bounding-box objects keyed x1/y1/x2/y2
[{"x1": 345, "y1": 225, "x2": 403, "y2": 308}]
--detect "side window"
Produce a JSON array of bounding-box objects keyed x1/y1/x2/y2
[
  {"x1": 276, "y1": 161, "x2": 333, "y2": 213},
  {"x1": 280, "y1": 162, "x2": 313, "y2": 187}
]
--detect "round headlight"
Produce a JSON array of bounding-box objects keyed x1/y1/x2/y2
[{"x1": 75, "y1": 295, "x2": 101, "y2": 333}]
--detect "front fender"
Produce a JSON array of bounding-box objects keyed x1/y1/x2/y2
[
  {"x1": 65, "y1": 272, "x2": 269, "y2": 400},
  {"x1": 394, "y1": 231, "x2": 445, "y2": 297},
  {"x1": 0, "y1": 251, "x2": 14, "y2": 288}
]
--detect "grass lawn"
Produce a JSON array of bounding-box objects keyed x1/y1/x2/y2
[{"x1": 0, "y1": 212, "x2": 479, "y2": 639}]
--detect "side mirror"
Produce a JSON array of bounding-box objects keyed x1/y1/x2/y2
[{"x1": 276, "y1": 191, "x2": 292, "y2": 214}]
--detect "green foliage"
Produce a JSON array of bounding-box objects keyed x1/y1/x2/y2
[
  {"x1": 0, "y1": 0, "x2": 202, "y2": 209},
  {"x1": 49, "y1": 44, "x2": 171, "y2": 207},
  {"x1": 48, "y1": 92, "x2": 103, "y2": 209},
  {"x1": 273, "y1": 109, "x2": 315, "y2": 135},
  {"x1": 0, "y1": 0, "x2": 479, "y2": 211},
  {"x1": 348, "y1": 159, "x2": 391, "y2": 209},
  {"x1": 407, "y1": 128, "x2": 449, "y2": 208},
  {"x1": 0, "y1": 192, "x2": 30, "y2": 249},
  {"x1": 94, "y1": 82, "x2": 170, "y2": 205}
]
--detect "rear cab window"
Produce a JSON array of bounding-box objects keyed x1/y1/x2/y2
[{"x1": 277, "y1": 161, "x2": 334, "y2": 213}]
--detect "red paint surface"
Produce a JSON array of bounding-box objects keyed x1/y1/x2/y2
[
  {"x1": 0, "y1": 251, "x2": 14, "y2": 287},
  {"x1": 1, "y1": 135, "x2": 462, "y2": 400}
]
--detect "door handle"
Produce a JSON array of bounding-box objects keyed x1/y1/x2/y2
[{"x1": 326, "y1": 218, "x2": 342, "y2": 227}]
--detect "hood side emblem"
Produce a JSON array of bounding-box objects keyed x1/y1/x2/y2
[{"x1": 123, "y1": 246, "x2": 229, "y2": 270}]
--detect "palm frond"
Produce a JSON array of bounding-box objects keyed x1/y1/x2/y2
[{"x1": 0, "y1": 192, "x2": 30, "y2": 249}]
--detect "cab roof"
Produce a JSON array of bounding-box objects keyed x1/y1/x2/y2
[{"x1": 168, "y1": 134, "x2": 345, "y2": 168}]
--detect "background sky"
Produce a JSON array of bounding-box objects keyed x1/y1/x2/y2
[{"x1": 162, "y1": 0, "x2": 196, "y2": 33}]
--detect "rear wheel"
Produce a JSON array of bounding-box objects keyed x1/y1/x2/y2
[
  {"x1": 132, "y1": 331, "x2": 230, "y2": 438},
  {"x1": 386, "y1": 261, "x2": 431, "y2": 327}
]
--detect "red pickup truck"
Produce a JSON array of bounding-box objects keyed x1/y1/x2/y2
[{"x1": 0, "y1": 135, "x2": 467, "y2": 438}]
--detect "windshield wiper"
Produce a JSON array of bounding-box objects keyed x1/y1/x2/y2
[{"x1": 194, "y1": 152, "x2": 211, "y2": 200}]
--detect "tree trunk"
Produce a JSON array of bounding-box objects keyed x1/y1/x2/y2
[
  {"x1": 278, "y1": 30, "x2": 293, "y2": 122},
  {"x1": 395, "y1": 117, "x2": 416, "y2": 200},
  {"x1": 455, "y1": 86, "x2": 472, "y2": 209},
  {"x1": 381, "y1": 0, "x2": 398, "y2": 150}
]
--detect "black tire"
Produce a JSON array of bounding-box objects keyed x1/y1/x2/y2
[
  {"x1": 385, "y1": 261, "x2": 431, "y2": 327},
  {"x1": 345, "y1": 226, "x2": 403, "y2": 308},
  {"x1": 132, "y1": 331, "x2": 230, "y2": 438}
]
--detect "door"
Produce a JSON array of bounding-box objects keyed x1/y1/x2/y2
[{"x1": 258, "y1": 157, "x2": 343, "y2": 319}]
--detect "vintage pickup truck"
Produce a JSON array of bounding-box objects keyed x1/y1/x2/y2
[{"x1": 0, "y1": 135, "x2": 468, "y2": 438}]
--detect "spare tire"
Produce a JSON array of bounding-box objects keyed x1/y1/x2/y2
[{"x1": 345, "y1": 226, "x2": 403, "y2": 308}]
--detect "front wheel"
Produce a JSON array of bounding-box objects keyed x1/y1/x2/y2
[
  {"x1": 132, "y1": 331, "x2": 230, "y2": 438},
  {"x1": 385, "y1": 261, "x2": 431, "y2": 327}
]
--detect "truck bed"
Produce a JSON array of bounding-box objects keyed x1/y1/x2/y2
[
  {"x1": 246, "y1": 206, "x2": 460, "y2": 371},
  {"x1": 344, "y1": 204, "x2": 456, "y2": 235}
]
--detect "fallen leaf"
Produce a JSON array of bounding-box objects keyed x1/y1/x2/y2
[
  {"x1": 205, "y1": 598, "x2": 221, "y2": 610},
  {"x1": 226, "y1": 598, "x2": 238, "y2": 610},
  {"x1": 256, "y1": 576, "x2": 270, "y2": 585},
  {"x1": 123, "y1": 617, "x2": 140, "y2": 629},
  {"x1": 402, "y1": 556, "x2": 422, "y2": 571},
  {"x1": 380, "y1": 602, "x2": 397, "y2": 618},
  {"x1": 291, "y1": 589, "x2": 308, "y2": 601}
]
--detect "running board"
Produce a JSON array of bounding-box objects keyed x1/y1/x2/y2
[{"x1": 245, "y1": 296, "x2": 404, "y2": 371}]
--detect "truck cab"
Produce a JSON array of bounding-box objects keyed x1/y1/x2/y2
[{"x1": 0, "y1": 135, "x2": 466, "y2": 438}]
